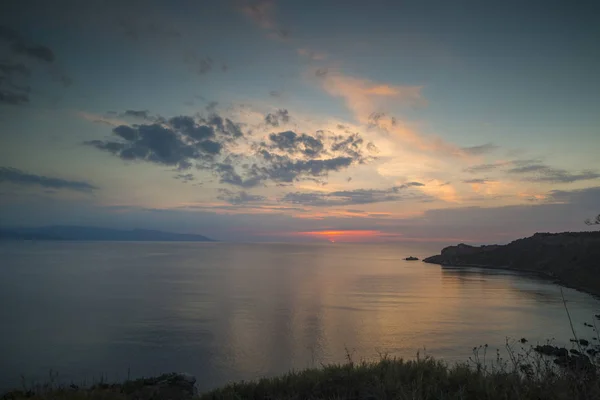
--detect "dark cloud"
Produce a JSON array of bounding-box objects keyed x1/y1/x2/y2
[
  {"x1": 268, "y1": 130, "x2": 324, "y2": 157},
  {"x1": 463, "y1": 159, "x2": 541, "y2": 174},
  {"x1": 269, "y1": 90, "x2": 281, "y2": 97},
  {"x1": 507, "y1": 163, "x2": 600, "y2": 183},
  {"x1": 330, "y1": 133, "x2": 366, "y2": 160},
  {"x1": 507, "y1": 164, "x2": 548, "y2": 174},
  {"x1": 367, "y1": 112, "x2": 386, "y2": 127},
  {"x1": 217, "y1": 189, "x2": 266, "y2": 205},
  {"x1": 206, "y1": 101, "x2": 218, "y2": 112},
  {"x1": 0, "y1": 62, "x2": 31, "y2": 77},
  {"x1": 197, "y1": 140, "x2": 222, "y2": 155},
  {"x1": 315, "y1": 68, "x2": 328, "y2": 77},
  {"x1": 87, "y1": 111, "x2": 377, "y2": 187},
  {"x1": 0, "y1": 90, "x2": 29, "y2": 105},
  {"x1": 546, "y1": 186, "x2": 600, "y2": 208},
  {"x1": 463, "y1": 178, "x2": 494, "y2": 184},
  {"x1": 174, "y1": 173, "x2": 194, "y2": 183},
  {"x1": 0, "y1": 25, "x2": 69, "y2": 106},
  {"x1": 0, "y1": 26, "x2": 55, "y2": 62},
  {"x1": 86, "y1": 120, "x2": 225, "y2": 169},
  {"x1": 169, "y1": 116, "x2": 215, "y2": 141},
  {"x1": 183, "y1": 53, "x2": 216, "y2": 75},
  {"x1": 461, "y1": 143, "x2": 499, "y2": 155},
  {"x1": 366, "y1": 142, "x2": 379, "y2": 153},
  {"x1": 214, "y1": 163, "x2": 262, "y2": 188},
  {"x1": 463, "y1": 163, "x2": 505, "y2": 173},
  {"x1": 264, "y1": 109, "x2": 290, "y2": 127},
  {"x1": 0, "y1": 166, "x2": 97, "y2": 192},
  {"x1": 121, "y1": 109, "x2": 152, "y2": 120},
  {"x1": 281, "y1": 183, "x2": 429, "y2": 206}
]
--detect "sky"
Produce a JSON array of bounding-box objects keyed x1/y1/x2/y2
[{"x1": 0, "y1": 0, "x2": 599, "y2": 243}]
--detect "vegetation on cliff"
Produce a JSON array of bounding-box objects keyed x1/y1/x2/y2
[{"x1": 423, "y1": 231, "x2": 600, "y2": 296}]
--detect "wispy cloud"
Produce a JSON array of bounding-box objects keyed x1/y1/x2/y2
[
  {"x1": 461, "y1": 143, "x2": 499, "y2": 156},
  {"x1": 0, "y1": 25, "x2": 68, "y2": 106},
  {"x1": 0, "y1": 166, "x2": 97, "y2": 192},
  {"x1": 217, "y1": 189, "x2": 266, "y2": 205},
  {"x1": 280, "y1": 183, "x2": 428, "y2": 207},
  {"x1": 317, "y1": 70, "x2": 468, "y2": 155},
  {"x1": 297, "y1": 48, "x2": 327, "y2": 60},
  {"x1": 238, "y1": 0, "x2": 289, "y2": 40},
  {"x1": 508, "y1": 164, "x2": 600, "y2": 183},
  {"x1": 78, "y1": 111, "x2": 129, "y2": 127}
]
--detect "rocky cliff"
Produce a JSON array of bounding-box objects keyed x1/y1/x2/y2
[{"x1": 423, "y1": 232, "x2": 600, "y2": 296}]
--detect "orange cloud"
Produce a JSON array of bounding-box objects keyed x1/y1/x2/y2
[
  {"x1": 419, "y1": 179, "x2": 460, "y2": 203},
  {"x1": 320, "y1": 72, "x2": 426, "y2": 118},
  {"x1": 318, "y1": 71, "x2": 466, "y2": 156}
]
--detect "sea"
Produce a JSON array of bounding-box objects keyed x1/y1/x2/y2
[{"x1": 1, "y1": 241, "x2": 599, "y2": 392}]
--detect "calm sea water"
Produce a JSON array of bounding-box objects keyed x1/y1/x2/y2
[{"x1": 1, "y1": 241, "x2": 599, "y2": 391}]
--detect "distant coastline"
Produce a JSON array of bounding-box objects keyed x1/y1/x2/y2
[
  {"x1": 0, "y1": 225, "x2": 214, "y2": 242},
  {"x1": 423, "y1": 231, "x2": 600, "y2": 297}
]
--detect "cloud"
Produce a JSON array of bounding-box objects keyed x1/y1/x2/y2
[
  {"x1": 315, "y1": 68, "x2": 328, "y2": 77},
  {"x1": 546, "y1": 186, "x2": 600, "y2": 207},
  {"x1": 281, "y1": 183, "x2": 429, "y2": 206},
  {"x1": 0, "y1": 166, "x2": 97, "y2": 192},
  {"x1": 0, "y1": 26, "x2": 55, "y2": 62},
  {"x1": 0, "y1": 25, "x2": 68, "y2": 106},
  {"x1": 174, "y1": 173, "x2": 194, "y2": 183},
  {"x1": 251, "y1": 153, "x2": 354, "y2": 184},
  {"x1": 462, "y1": 178, "x2": 494, "y2": 184},
  {"x1": 87, "y1": 111, "x2": 378, "y2": 187},
  {"x1": 0, "y1": 62, "x2": 31, "y2": 77},
  {"x1": 217, "y1": 189, "x2": 266, "y2": 205},
  {"x1": 507, "y1": 163, "x2": 600, "y2": 183},
  {"x1": 463, "y1": 162, "x2": 506, "y2": 173},
  {"x1": 86, "y1": 122, "x2": 223, "y2": 169},
  {"x1": 318, "y1": 71, "x2": 466, "y2": 155},
  {"x1": 120, "y1": 109, "x2": 152, "y2": 120},
  {"x1": 463, "y1": 159, "x2": 541, "y2": 174},
  {"x1": 78, "y1": 111, "x2": 129, "y2": 127},
  {"x1": 267, "y1": 130, "x2": 324, "y2": 157},
  {"x1": 238, "y1": 0, "x2": 289, "y2": 40},
  {"x1": 0, "y1": 90, "x2": 29, "y2": 105},
  {"x1": 264, "y1": 109, "x2": 290, "y2": 127},
  {"x1": 461, "y1": 143, "x2": 499, "y2": 155},
  {"x1": 297, "y1": 48, "x2": 327, "y2": 60},
  {"x1": 321, "y1": 73, "x2": 426, "y2": 118}
]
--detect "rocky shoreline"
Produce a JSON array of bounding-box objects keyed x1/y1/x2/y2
[{"x1": 423, "y1": 231, "x2": 600, "y2": 297}]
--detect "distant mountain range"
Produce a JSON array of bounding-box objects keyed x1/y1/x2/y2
[{"x1": 0, "y1": 226, "x2": 214, "y2": 242}]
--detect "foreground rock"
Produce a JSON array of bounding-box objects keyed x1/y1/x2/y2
[{"x1": 423, "y1": 231, "x2": 600, "y2": 296}]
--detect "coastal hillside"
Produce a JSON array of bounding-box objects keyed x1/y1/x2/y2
[{"x1": 423, "y1": 232, "x2": 600, "y2": 295}]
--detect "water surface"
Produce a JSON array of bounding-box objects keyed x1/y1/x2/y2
[{"x1": 1, "y1": 242, "x2": 599, "y2": 391}]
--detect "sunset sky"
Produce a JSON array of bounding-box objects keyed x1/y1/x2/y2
[{"x1": 1, "y1": 0, "x2": 599, "y2": 243}]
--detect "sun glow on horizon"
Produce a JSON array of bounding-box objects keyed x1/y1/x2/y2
[{"x1": 294, "y1": 230, "x2": 402, "y2": 242}]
